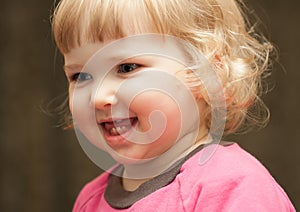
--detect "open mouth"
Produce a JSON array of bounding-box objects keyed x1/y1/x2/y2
[{"x1": 100, "y1": 117, "x2": 138, "y2": 136}]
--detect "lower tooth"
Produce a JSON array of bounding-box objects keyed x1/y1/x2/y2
[
  {"x1": 111, "y1": 128, "x2": 117, "y2": 135},
  {"x1": 121, "y1": 126, "x2": 127, "y2": 132},
  {"x1": 110, "y1": 126, "x2": 131, "y2": 135},
  {"x1": 116, "y1": 127, "x2": 122, "y2": 134}
]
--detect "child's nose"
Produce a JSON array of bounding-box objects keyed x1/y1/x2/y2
[{"x1": 90, "y1": 84, "x2": 118, "y2": 111}]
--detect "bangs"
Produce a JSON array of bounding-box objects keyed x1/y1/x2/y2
[{"x1": 52, "y1": 0, "x2": 174, "y2": 53}]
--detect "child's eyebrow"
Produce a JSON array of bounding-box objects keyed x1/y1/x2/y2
[{"x1": 63, "y1": 64, "x2": 83, "y2": 72}]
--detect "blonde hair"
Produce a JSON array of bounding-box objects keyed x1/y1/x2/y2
[{"x1": 52, "y1": 0, "x2": 274, "y2": 134}]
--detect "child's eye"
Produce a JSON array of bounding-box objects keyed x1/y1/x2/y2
[
  {"x1": 118, "y1": 63, "x2": 141, "y2": 74},
  {"x1": 71, "y1": 72, "x2": 93, "y2": 83}
]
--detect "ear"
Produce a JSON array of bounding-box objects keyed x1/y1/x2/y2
[{"x1": 196, "y1": 54, "x2": 224, "y2": 104}]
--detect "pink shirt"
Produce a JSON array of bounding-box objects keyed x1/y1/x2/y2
[{"x1": 73, "y1": 143, "x2": 295, "y2": 211}]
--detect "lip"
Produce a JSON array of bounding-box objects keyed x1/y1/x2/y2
[{"x1": 98, "y1": 117, "x2": 138, "y2": 147}]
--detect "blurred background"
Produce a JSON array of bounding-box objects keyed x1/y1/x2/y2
[{"x1": 0, "y1": 0, "x2": 299, "y2": 211}]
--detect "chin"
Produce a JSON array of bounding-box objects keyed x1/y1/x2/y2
[{"x1": 109, "y1": 150, "x2": 155, "y2": 165}]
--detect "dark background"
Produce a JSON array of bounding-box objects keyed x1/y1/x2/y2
[{"x1": 0, "y1": 0, "x2": 299, "y2": 211}]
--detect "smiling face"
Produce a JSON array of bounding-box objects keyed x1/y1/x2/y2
[{"x1": 64, "y1": 36, "x2": 207, "y2": 163}]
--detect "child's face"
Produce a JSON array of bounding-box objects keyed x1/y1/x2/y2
[{"x1": 63, "y1": 37, "x2": 202, "y2": 163}]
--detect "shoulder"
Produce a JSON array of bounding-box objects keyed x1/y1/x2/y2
[
  {"x1": 180, "y1": 142, "x2": 273, "y2": 181},
  {"x1": 176, "y1": 143, "x2": 295, "y2": 211},
  {"x1": 177, "y1": 143, "x2": 268, "y2": 193},
  {"x1": 72, "y1": 171, "x2": 110, "y2": 211}
]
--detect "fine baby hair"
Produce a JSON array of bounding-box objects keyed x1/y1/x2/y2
[
  {"x1": 51, "y1": 0, "x2": 295, "y2": 211},
  {"x1": 52, "y1": 0, "x2": 273, "y2": 135}
]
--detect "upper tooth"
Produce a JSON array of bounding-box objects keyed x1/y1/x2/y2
[{"x1": 114, "y1": 119, "x2": 124, "y2": 124}]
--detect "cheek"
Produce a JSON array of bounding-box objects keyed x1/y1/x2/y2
[
  {"x1": 69, "y1": 95, "x2": 74, "y2": 115},
  {"x1": 69, "y1": 87, "x2": 105, "y2": 148},
  {"x1": 130, "y1": 91, "x2": 182, "y2": 140},
  {"x1": 69, "y1": 86, "x2": 91, "y2": 117},
  {"x1": 68, "y1": 86, "x2": 78, "y2": 115},
  {"x1": 70, "y1": 89, "x2": 90, "y2": 128}
]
